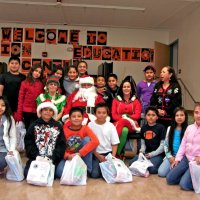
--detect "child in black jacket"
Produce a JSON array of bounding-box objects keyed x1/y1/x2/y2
[{"x1": 24, "y1": 100, "x2": 65, "y2": 177}]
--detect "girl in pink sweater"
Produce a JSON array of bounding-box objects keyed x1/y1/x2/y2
[{"x1": 166, "y1": 103, "x2": 200, "y2": 191}]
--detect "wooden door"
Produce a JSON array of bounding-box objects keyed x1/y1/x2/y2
[{"x1": 154, "y1": 41, "x2": 170, "y2": 78}]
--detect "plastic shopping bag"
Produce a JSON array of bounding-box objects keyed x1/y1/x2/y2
[
  {"x1": 16, "y1": 121, "x2": 26, "y2": 152},
  {"x1": 99, "y1": 153, "x2": 133, "y2": 184},
  {"x1": 60, "y1": 155, "x2": 87, "y2": 186},
  {"x1": 5, "y1": 150, "x2": 24, "y2": 181},
  {"x1": 189, "y1": 161, "x2": 200, "y2": 193},
  {"x1": 129, "y1": 153, "x2": 153, "y2": 177},
  {"x1": 27, "y1": 156, "x2": 55, "y2": 187}
]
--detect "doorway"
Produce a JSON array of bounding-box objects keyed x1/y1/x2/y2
[{"x1": 170, "y1": 39, "x2": 179, "y2": 75}]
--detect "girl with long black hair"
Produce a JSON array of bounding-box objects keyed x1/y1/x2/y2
[
  {"x1": 158, "y1": 107, "x2": 188, "y2": 177},
  {"x1": 0, "y1": 96, "x2": 16, "y2": 174}
]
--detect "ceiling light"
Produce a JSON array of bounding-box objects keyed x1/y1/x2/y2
[
  {"x1": 0, "y1": 0, "x2": 145, "y2": 11},
  {"x1": 64, "y1": 3, "x2": 145, "y2": 11}
]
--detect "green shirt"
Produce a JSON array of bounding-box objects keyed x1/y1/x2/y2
[{"x1": 36, "y1": 93, "x2": 66, "y2": 113}]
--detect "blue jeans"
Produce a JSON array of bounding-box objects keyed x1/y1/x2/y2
[
  {"x1": 129, "y1": 154, "x2": 163, "y2": 174},
  {"x1": 166, "y1": 156, "x2": 193, "y2": 191},
  {"x1": 56, "y1": 137, "x2": 93, "y2": 178},
  {"x1": 158, "y1": 157, "x2": 171, "y2": 177},
  {"x1": 0, "y1": 152, "x2": 7, "y2": 170}
]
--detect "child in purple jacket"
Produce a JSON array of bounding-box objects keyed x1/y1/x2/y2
[{"x1": 137, "y1": 65, "x2": 157, "y2": 125}]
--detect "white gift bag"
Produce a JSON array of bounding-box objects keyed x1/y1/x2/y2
[
  {"x1": 189, "y1": 161, "x2": 200, "y2": 193},
  {"x1": 27, "y1": 157, "x2": 55, "y2": 187},
  {"x1": 16, "y1": 121, "x2": 26, "y2": 152},
  {"x1": 5, "y1": 150, "x2": 24, "y2": 181},
  {"x1": 129, "y1": 153, "x2": 153, "y2": 177},
  {"x1": 99, "y1": 153, "x2": 133, "y2": 184},
  {"x1": 60, "y1": 155, "x2": 87, "y2": 186}
]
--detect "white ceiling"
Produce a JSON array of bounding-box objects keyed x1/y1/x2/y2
[{"x1": 0, "y1": 0, "x2": 200, "y2": 29}]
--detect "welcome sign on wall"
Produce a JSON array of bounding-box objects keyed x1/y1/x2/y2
[{"x1": 1, "y1": 27, "x2": 154, "y2": 73}]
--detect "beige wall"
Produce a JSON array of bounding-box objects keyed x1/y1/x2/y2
[
  {"x1": 0, "y1": 23, "x2": 169, "y2": 83},
  {"x1": 169, "y1": 7, "x2": 200, "y2": 109}
]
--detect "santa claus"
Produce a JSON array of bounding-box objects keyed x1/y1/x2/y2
[{"x1": 62, "y1": 76, "x2": 105, "y2": 124}]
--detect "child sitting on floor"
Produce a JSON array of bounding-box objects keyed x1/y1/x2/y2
[
  {"x1": 166, "y1": 103, "x2": 200, "y2": 191},
  {"x1": 0, "y1": 96, "x2": 17, "y2": 175},
  {"x1": 158, "y1": 107, "x2": 188, "y2": 177},
  {"x1": 55, "y1": 107, "x2": 99, "y2": 178},
  {"x1": 24, "y1": 100, "x2": 66, "y2": 177},
  {"x1": 129, "y1": 106, "x2": 166, "y2": 174},
  {"x1": 88, "y1": 103, "x2": 119, "y2": 178}
]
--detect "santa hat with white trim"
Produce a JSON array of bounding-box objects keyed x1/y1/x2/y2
[
  {"x1": 79, "y1": 75, "x2": 94, "y2": 86},
  {"x1": 37, "y1": 99, "x2": 58, "y2": 119}
]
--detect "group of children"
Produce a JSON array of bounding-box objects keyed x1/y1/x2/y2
[{"x1": 0, "y1": 55, "x2": 199, "y2": 192}]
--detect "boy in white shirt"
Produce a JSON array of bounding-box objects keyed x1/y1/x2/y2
[{"x1": 88, "y1": 103, "x2": 119, "y2": 178}]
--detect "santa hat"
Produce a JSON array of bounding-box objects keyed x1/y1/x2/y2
[
  {"x1": 37, "y1": 99, "x2": 58, "y2": 119},
  {"x1": 79, "y1": 75, "x2": 94, "y2": 86},
  {"x1": 46, "y1": 75, "x2": 60, "y2": 87}
]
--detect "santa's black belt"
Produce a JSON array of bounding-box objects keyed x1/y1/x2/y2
[{"x1": 79, "y1": 106, "x2": 95, "y2": 114}]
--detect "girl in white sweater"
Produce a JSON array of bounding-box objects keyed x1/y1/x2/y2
[{"x1": 0, "y1": 96, "x2": 16, "y2": 174}]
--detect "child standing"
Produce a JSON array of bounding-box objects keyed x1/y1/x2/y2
[
  {"x1": 63, "y1": 65, "x2": 79, "y2": 98},
  {"x1": 137, "y1": 65, "x2": 157, "y2": 125},
  {"x1": 55, "y1": 107, "x2": 99, "y2": 178},
  {"x1": 107, "y1": 73, "x2": 119, "y2": 99},
  {"x1": 0, "y1": 56, "x2": 26, "y2": 119},
  {"x1": 107, "y1": 74, "x2": 119, "y2": 122},
  {"x1": 47, "y1": 66, "x2": 65, "y2": 95},
  {"x1": 77, "y1": 61, "x2": 88, "y2": 77},
  {"x1": 129, "y1": 106, "x2": 166, "y2": 174},
  {"x1": 158, "y1": 107, "x2": 188, "y2": 177},
  {"x1": 166, "y1": 103, "x2": 200, "y2": 191},
  {"x1": 88, "y1": 103, "x2": 119, "y2": 178},
  {"x1": 15, "y1": 64, "x2": 44, "y2": 130},
  {"x1": 96, "y1": 75, "x2": 113, "y2": 109},
  {"x1": 24, "y1": 100, "x2": 66, "y2": 177},
  {"x1": 36, "y1": 75, "x2": 66, "y2": 122},
  {"x1": 0, "y1": 96, "x2": 17, "y2": 174}
]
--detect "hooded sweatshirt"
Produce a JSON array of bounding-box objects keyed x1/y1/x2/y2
[{"x1": 63, "y1": 76, "x2": 79, "y2": 98}]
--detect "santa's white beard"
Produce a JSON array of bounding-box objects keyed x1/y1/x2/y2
[{"x1": 73, "y1": 86, "x2": 97, "y2": 106}]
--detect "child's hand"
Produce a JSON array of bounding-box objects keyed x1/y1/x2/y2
[
  {"x1": 170, "y1": 160, "x2": 179, "y2": 169},
  {"x1": 64, "y1": 118, "x2": 70, "y2": 124},
  {"x1": 145, "y1": 154, "x2": 150, "y2": 159},
  {"x1": 169, "y1": 157, "x2": 175, "y2": 164},
  {"x1": 98, "y1": 155, "x2": 106, "y2": 162},
  {"x1": 96, "y1": 87, "x2": 106, "y2": 94},
  {"x1": 7, "y1": 151, "x2": 14, "y2": 156},
  {"x1": 195, "y1": 156, "x2": 200, "y2": 164},
  {"x1": 158, "y1": 109, "x2": 166, "y2": 116},
  {"x1": 68, "y1": 153, "x2": 81, "y2": 160}
]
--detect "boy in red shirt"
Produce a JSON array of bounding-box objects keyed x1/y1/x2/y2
[{"x1": 55, "y1": 107, "x2": 99, "y2": 178}]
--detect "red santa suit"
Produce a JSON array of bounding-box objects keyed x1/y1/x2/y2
[
  {"x1": 112, "y1": 95, "x2": 142, "y2": 136},
  {"x1": 62, "y1": 76, "x2": 104, "y2": 124}
]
